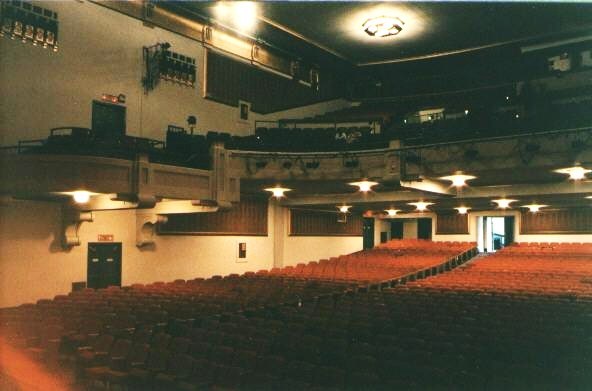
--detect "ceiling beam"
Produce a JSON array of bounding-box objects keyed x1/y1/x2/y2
[{"x1": 400, "y1": 178, "x2": 455, "y2": 196}]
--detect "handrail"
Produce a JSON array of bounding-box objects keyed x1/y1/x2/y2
[{"x1": 229, "y1": 125, "x2": 592, "y2": 159}]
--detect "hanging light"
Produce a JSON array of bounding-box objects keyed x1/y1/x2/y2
[
  {"x1": 72, "y1": 190, "x2": 91, "y2": 204},
  {"x1": 440, "y1": 173, "x2": 476, "y2": 187},
  {"x1": 492, "y1": 198, "x2": 517, "y2": 209},
  {"x1": 408, "y1": 201, "x2": 434, "y2": 212},
  {"x1": 264, "y1": 186, "x2": 291, "y2": 199},
  {"x1": 522, "y1": 204, "x2": 548, "y2": 213},
  {"x1": 348, "y1": 180, "x2": 378, "y2": 193},
  {"x1": 384, "y1": 208, "x2": 400, "y2": 217},
  {"x1": 454, "y1": 206, "x2": 470, "y2": 215},
  {"x1": 338, "y1": 205, "x2": 352, "y2": 213},
  {"x1": 554, "y1": 166, "x2": 591, "y2": 180}
]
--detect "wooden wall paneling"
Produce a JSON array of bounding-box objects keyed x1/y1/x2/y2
[
  {"x1": 289, "y1": 209, "x2": 363, "y2": 236},
  {"x1": 205, "y1": 52, "x2": 339, "y2": 114},
  {"x1": 436, "y1": 212, "x2": 469, "y2": 235},
  {"x1": 520, "y1": 208, "x2": 592, "y2": 234},
  {"x1": 159, "y1": 198, "x2": 268, "y2": 235}
]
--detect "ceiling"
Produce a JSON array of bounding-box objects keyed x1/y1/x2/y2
[{"x1": 170, "y1": 1, "x2": 592, "y2": 66}]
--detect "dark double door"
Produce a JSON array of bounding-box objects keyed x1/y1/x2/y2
[{"x1": 87, "y1": 243, "x2": 122, "y2": 289}]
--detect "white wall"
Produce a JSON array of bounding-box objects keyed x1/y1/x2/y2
[
  {"x1": 0, "y1": 1, "x2": 349, "y2": 146},
  {"x1": 0, "y1": 200, "x2": 364, "y2": 308}
]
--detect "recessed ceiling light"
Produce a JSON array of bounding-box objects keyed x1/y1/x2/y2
[
  {"x1": 492, "y1": 199, "x2": 517, "y2": 209},
  {"x1": 264, "y1": 186, "x2": 291, "y2": 198},
  {"x1": 554, "y1": 166, "x2": 591, "y2": 181},
  {"x1": 362, "y1": 16, "x2": 404, "y2": 38},
  {"x1": 408, "y1": 201, "x2": 434, "y2": 212},
  {"x1": 384, "y1": 208, "x2": 400, "y2": 217},
  {"x1": 338, "y1": 205, "x2": 352, "y2": 213},
  {"x1": 440, "y1": 173, "x2": 476, "y2": 187},
  {"x1": 348, "y1": 180, "x2": 378, "y2": 192},
  {"x1": 454, "y1": 206, "x2": 470, "y2": 215},
  {"x1": 522, "y1": 204, "x2": 548, "y2": 213}
]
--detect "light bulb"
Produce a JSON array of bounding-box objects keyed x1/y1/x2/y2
[
  {"x1": 72, "y1": 191, "x2": 91, "y2": 204},
  {"x1": 264, "y1": 186, "x2": 291, "y2": 199},
  {"x1": 522, "y1": 204, "x2": 548, "y2": 213},
  {"x1": 492, "y1": 199, "x2": 517, "y2": 209},
  {"x1": 338, "y1": 205, "x2": 352, "y2": 213},
  {"x1": 440, "y1": 173, "x2": 476, "y2": 187},
  {"x1": 348, "y1": 180, "x2": 378, "y2": 192},
  {"x1": 554, "y1": 166, "x2": 591, "y2": 181},
  {"x1": 408, "y1": 201, "x2": 434, "y2": 212},
  {"x1": 454, "y1": 206, "x2": 470, "y2": 214},
  {"x1": 385, "y1": 209, "x2": 400, "y2": 217}
]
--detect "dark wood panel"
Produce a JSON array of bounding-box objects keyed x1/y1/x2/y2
[
  {"x1": 159, "y1": 198, "x2": 268, "y2": 236},
  {"x1": 520, "y1": 208, "x2": 592, "y2": 234},
  {"x1": 206, "y1": 51, "x2": 340, "y2": 114},
  {"x1": 436, "y1": 213, "x2": 469, "y2": 235},
  {"x1": 290, "y1": 209, "x2": 363, "y2": 236}
]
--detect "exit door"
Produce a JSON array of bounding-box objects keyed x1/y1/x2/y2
[
  {"x1": 87, "y1": 243, "x2": 122, "y2": 289},
  {"x1": 390, "y1": 220, "x2": 404, "y2": 239},
  {"x1": 363, "y1": 218, "x2": 375, "y2": 249},
  {"x1": 417, "y1": 218, "x2": 432, "y2": 239}
]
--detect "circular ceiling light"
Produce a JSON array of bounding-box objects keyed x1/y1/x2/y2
[
  {"x1": 454, "y1": 206, "x2": 470, "y2": 215},
  {"x1": 362, "y1": 16, "x2": 404, "y2": 38},
  {"x1": 385, "y1": 208, "x2": 400, "y2": 217},
  {"x1": 408, "y1": 201, "x2": 434, "y2": 212},
  {"x1": 554, "y1": 165, "x2": 591, "y2": 181},
  {"x1": 264, "y1": 186, "x2": 291, "y2": 199},
  {"x1": 440, "y1": 173, "x2": 476, "y2": 188},
  {"x1": 348, "y1": 180, "x2": 379, "y2": 193},
  {"x1": 492, "y1": 198, "x2": 517, "y2": 209},
  {"x1": 338, "y1": 205, "x2": 352, "y2": 213},
  {"x1": 522, "y1": 204, "x2": 548, "y2": 213}
]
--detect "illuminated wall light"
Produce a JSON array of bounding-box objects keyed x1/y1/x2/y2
[
  {"x1": 439, "y1": 173, "x2": 476, "y2": 187},
  {"x1": 522, "y1": 204, "x2": 548, "y2": 213},
  {"x1": 264, "y1": 186, "x2": 291, "y2": 199},
  {"x1": 338, "y1": 205, "x2": 352, "y2": 213},
  {"x1": 362, "y1": 16, "x2": 404, "y2": 38},
  {"x1": 454, "y1": 206, "x2": 470, "y2": 215},
  {"x1": 408, "y1": 201, "x2": 434, "y2": 212},
  {"x1": 72, "y1": 191, "x2": 91, "y2": 204},
  {"x1": 348, "y1": 180, "x2": 378, "y2": 193},
  {"x1": 464, "y1": 109, "x2": 469, "y2": 115},
  {"x1": 554, "y1": 166, "x2": 591, "y2": 181},
  {"x1": 492, "y1": 199, "x2": 517, "y2": 209},
  {"x1": 385, "y1": 208, "x2": 400, "y2": 217}
]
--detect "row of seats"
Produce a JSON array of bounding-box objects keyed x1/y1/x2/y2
[{"x1": 0, "y1": 240, "x2": 478, "y2": 389}]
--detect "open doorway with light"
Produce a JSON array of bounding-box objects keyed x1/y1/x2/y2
[{"x1": 477, "y1": 216, "x2": 515, "y2": 252}]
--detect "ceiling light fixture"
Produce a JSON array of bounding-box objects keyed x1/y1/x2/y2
[
  {"x1": 362, "y1": 16, "x2": 404, "y2": 38},
  {"x1": 385, "y1": 208, "x2": 400, "y2": 217},
  {"x1": 338, "y1": 205, "x2": 352, "y2": 213},
  {"x1": 408, "y1": 201, "x2": 434, "y2": 212},
  {"x1": 440, "y1": 173, "x2": 477, "y2": 187},
  {"x1": 492, "y1": 198, "x2": 517, "y2": 209},
  {"x1": 264, "y1": 186, "x2": 291, "y2": 199},
  {"x1": 522, "y1": 204, "x2": 548, "y2": 213},
  {"x1": 454, "y1": 206, "x2": 470, "y2": 215},
  {"x1": 348, "y1": 180, "x2": 378, "y2": 193},
  {"x1": 554, "y1": 165, "x2": 591, "y2": 181},
  {"x1": 72, "y1": 190, "x2": 91, "y2": 204}
]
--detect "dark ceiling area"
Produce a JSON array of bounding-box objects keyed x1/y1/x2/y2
[{"x1": 167, "y1": 1, "x2": 592, "y2": 66}]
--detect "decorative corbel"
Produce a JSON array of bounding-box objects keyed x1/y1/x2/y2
[
  {"x1": 136, "y1": 211, "x2": 168, "y2": 247},
  {"x1": 62, "y1": 209, "x2": 93, "y2": 249}
]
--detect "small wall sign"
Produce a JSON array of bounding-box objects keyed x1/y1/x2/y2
[{"x1": 98, "y1": 234, "x2": 114, "y2": 242}]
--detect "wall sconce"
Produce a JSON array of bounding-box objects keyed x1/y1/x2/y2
[{"x1": 264, "y1": 186, "x2": 291, "y2": 199}]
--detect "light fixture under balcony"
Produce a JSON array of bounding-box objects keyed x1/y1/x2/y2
[
  {"x1": 385, "y1": 208, "x2": 400, "y2": 217},
  {"x1": 348, "y1": 180, "x2": 378, "y2": 193},
  {"x1": 440, "y1": 173, "x2": 476, "y2": 187},
  {"x1": 454, "y1": 206, "x2": 470, "y2": 215},
  {"x1": 492, "y1": 198, "x2": 517, "y2": 209},
  {"x1": 72, "y1": 190, "x2": 91, "y2": 204},
  {"x1": 264, "y1": 186, "x2": 291, "y2": 199},
  {"x1": 554, "y1": 165, "x2": 591, "y2": 180},
  {"x1": 522, "y1": 204, "x2": 548, "y2": 213},
  {"x1": 408, "y1": 201, "x2": 434, "y2": 212},
  {"x1": 338, "y1": 205, "x2": 352, "y2": 213},
  {"x1": 362, "y1": 16, "x2": 404, "y2": 38}
]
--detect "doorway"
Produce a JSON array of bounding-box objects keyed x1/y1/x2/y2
[
  {"x1": 390, "y1": 220, "x2": 404, "y2": 239},
  {"x1": 417, "y1": 218, "x2": 432, "y2": 240},
  {"x1": 477, "y1": 216, "x2": 515, "y2": 252},
  {"x1": 363, "y1": 218, "x2": 375, "y2": 249},
  {"x1": 87, "y1": 243, "x2": 122, "y2": 289}
]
